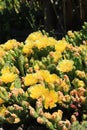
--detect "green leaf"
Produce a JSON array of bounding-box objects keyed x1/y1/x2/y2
[{"x1": 14, "y1": 77, "x2": 21, "y2": 88}]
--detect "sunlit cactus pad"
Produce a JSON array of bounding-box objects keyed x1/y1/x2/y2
[{"x1": 0, "y1": 22, "x2": 87, "y2": 130}]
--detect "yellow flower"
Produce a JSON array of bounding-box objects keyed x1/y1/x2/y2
[
  {"x1": 57, "y1": 60, "x2": 74, "y2": 72},
  {"x1": 53, "y1": 51, "x2": 62, "y2": 62},
  {"x1": 0, "y1": 105, "x2": 7, "y2": 116},
  {"x1": 22, "y1": 42, "x2": 33, "y2": 55},
  {"x1": 26, "y1": 31, "x2": 43, "y2": 42},
  {"x1": 0, "y1": 47, "x2": 5, "y2": 57},
  {"x1": 37, "y1": 70, "x2": 60, "y2": 84},
  {"x1": 48, "y1": 37, "x2": 58, "y2": 46},
  {"x1": 28, "y1": 82, "x2": 58, "y2": 109},
  {"x1": 29, "y1": 84, "x2": 47, "y2": 99},
  {"x1": 45, "y1": 73, "x2": 60, "y2": 84},
  {"x1": 1, "y1": 66, "x2": 19, "y2": 75},
  {"x1": 4, "y1": 39, "x2": 19, "y2": 50},
  {"x1": 34, "y1": 35, "x2": 49, "y2": 49},
  {"x1": 50, "y1": 51, "x2": 62, "y2": 63},
  {"x1": 33, "y1": 35, "x2": 57, "y2": 50},
  {"x1": 34, "y1": 64, "x2": 40, "y2": 71},
  {"x1": 43, "y1": 90, "x2": 58, "y2": 109},
  {"x1": 55, "y1": 39, "x2": 68, "y2": 53},
  {"x1": 37, "y1": 70, "x2": 50, "y2": 81},
  {"x1": 10, "y1": 82, "x2": 15, "y2": 91},
  {"x1": 24, "y1": 73, "x2": 38, "y2": 86},
  {"x1": 25, "y1": 33, "x2": 58, "y2": 50},
  {"x1": 0, "y1": 98, "x2": 4, "y2": 104},
  {"x1": 0, "y1": 58, "x2": 5, "y2": 65},
  {"x1": 0, "y1": 73, "x2": 17, "y2": 83},
  {"x1": 1, "y1": 66, "x2": 10, "y2": 74}
]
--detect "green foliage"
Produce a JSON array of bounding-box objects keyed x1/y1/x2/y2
[
  {"x1": 0, "y1": 87, "x2": 9, "y2": 102},
  {"x1": 71, "y1": 121, "x2": 81, "y2": 130},
  {"x1": 18, "y1": 54, "x2": 25, "y2": 76},
  {"x1": 14, "y1": 77, "x2": 21, "y2": 88},
  {"x1": 71, "y1": 121, "x2": 87, "y2": 130},
  {"x1": 65, "y1": 22, "x2": 87, "y2": 46}
]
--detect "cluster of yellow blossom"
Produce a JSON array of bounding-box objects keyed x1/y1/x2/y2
[
  {"x1": 24, "y1": 70, "x2": 60, "y2": 86},
  {"x1": 3, "y1": 39, "x2": 20, "y2": 50},
  {"x1": 24, "y1": 69, "x2": 70, "y2": 109},
  {"x1": 28, "y1": 84, "x2": 58, "y2": 109},
  {"x1": 23, "y1": 31, "x2": 68, "y2": 56}
]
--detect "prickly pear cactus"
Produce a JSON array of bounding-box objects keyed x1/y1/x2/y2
[
  {"x1": 0, "y1": 23, "x2": 87, "y2": 130},
  {"x1": 71, "y1": 121, "x2": 81, "y2": 130},
  {"x1": 71, "y1": 121, "x2": 87, "y2": 130},
  {"x1": 65, "y1": 22, "x2": 87, "y2": 46}
]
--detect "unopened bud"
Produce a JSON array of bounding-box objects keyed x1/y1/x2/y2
[
  {"x1": 71, "y1": 115, "x2": 77, "y2": 123},
  {"x1": 37, "y1": 117, "x2": 44, "y2": 124},
  {"x1": 62, "y1": 125, "x2": 68, "y2": 130}
]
